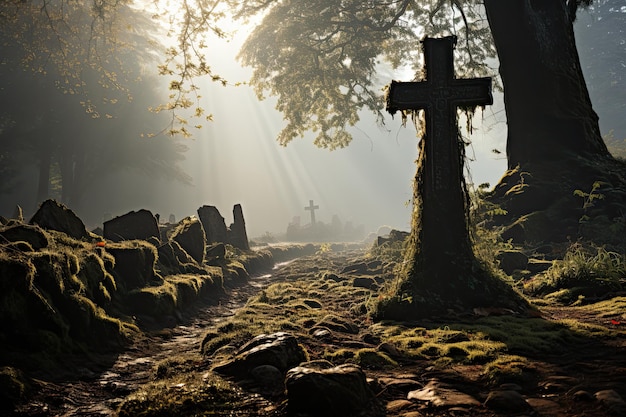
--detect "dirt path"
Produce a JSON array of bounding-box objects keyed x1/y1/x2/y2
[
  {"x1": 14, "y1": 263, "x2": 289, "y2": 417},
  {"x1": 13, "y1": 250, "x2": 626, "y2": 417}
]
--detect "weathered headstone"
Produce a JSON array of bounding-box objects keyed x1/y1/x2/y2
[
  {"x1": 386, "y1": 35, "x2": 492, "y2": 265},
  {"x1": 170, "y1": 216, "x2": 206, "y2": 264},
  {"x1": 197, "y1": 205, "x2": 228, "y2": 244},
  {"x1": 304, "y1": 200, "x2": 319, "y2": 225},
  {"x1": 103, "y1": 209, "x2": 160, "y2": 243},
  {"x1": 229, "y1": 204, "x2": 250, "y2": 250},
  {"x1": 29, "y1": 199, "x2": 90, "y2": 240}
]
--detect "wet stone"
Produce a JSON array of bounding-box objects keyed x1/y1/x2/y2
[
  {"x1": 378, "y1": 377, "x2": 423, "y2": 393},
  {"x1": 212, "y1": 332, "x2": 307, "y2": 378},
  {"x1": 407, "y1": 379, "x2": 481, "y2": 408}
]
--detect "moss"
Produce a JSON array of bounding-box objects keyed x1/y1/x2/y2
[
  {"x1": 323, "y1": 348, "x2": 355, "y2": 364},
  {"x1": 124, "y1": 282, "x2": 178, "y2": 317},
  {"x1": 352, "y1": 348, "x2": 397, "y2": 369},
  {"x1": 117, "y1": 371, "x2": 243, "y2": 417},
  {"x1": 483, "y1": 355, "x2": 535, "y2": 386}
]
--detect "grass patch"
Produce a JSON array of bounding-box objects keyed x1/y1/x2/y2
[
  {"x1": 525, "y1": 244, "x2": 626, "y2": 303},
  {"x1": 482, "y1": 355, "x2": 534, "y2": 386},
  {"x1": 117, "y1": 371, "x2": 245, "y2": 417}
]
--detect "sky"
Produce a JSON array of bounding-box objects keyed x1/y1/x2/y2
[{"x1": 117, "y1": 25, "x2": 509, "y2": 239}]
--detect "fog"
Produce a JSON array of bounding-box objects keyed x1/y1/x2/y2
[
  {"x1": 77, "y1": 29, "x2": 507, "y2": 238},
  {"x1": 1, "y1": 5, "x2": 622, "y2": 240}
]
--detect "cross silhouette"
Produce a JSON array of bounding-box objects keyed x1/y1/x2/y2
[
  {"x1": 387, "y1": 36, "x2": 492, "y2": 191},
  {"x1": 304, "y1": 200, "x2": 319, "y2": 225},
  {"x1": 386, "y1": 36, "x2": 493, "y2": 263}
]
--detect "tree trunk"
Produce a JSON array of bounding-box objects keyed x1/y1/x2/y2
[
  {"x1": 484, "y1": 0, "x2": 610, "y2": 169},
  {"x1": 482, "y1": 0, "x2": 626, "y2": 245}
]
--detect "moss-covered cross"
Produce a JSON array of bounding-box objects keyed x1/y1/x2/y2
[{"x1": 386, "y1": 35, "x2": 492, "y2": 192}]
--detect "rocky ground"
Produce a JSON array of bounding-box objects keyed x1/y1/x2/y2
[{"x1": 9, "y1": 246, "x2": 626, "y2": 417}]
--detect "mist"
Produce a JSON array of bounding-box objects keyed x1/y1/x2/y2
[{"x1": 0, "y1": 4, "x2": 622, "y2": 241}]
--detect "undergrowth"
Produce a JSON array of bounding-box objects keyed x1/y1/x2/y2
[{"x1": 525, "y1": 243, "x2": 626, "y2": 303}]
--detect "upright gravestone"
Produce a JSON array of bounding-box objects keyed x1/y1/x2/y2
[
  {"x1": 103, "y1": 209, "x2": 160, "y2": 243},
  {"x1": 30, "y1": 199, "x2": 90, "y2": 240},
  {"x1": 386, "y1": 36, "x2": 492, "y2": 280},
  {"x1": 229, "y1": 204, "x2": 250, "y2": 250},
  {"x1": 197, "y1": 205, "x2": 228, "y2": 244}
]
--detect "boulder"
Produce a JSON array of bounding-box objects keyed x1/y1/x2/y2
[
  {"x1": 29, "y1": 199, "x2": 89, "y2": 240},
  {"x1": 171, "y1": 217, "x2": 206, "y2": 264},
  {"x1": 212, "y1": 332, "x2": 307, "y2": 378},
  {"x1": 103, "y1": 209, "x2": 159, "y2": 243},
  {"x1": 286, "y1": 363, "x2": 382, "y2": 417},
  {"x1": 197, "y1": 205, "x2": 228, "y2": 244}
]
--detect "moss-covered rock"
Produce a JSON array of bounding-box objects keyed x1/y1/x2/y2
[
  {"x1": 0, "y1": 224, "x2": 49, "y2": 250},
  {"x1": 170, "y1": 217, "x2": 206, "y2": 264},
  {"x1": 107, "y1": 241, "x2": 158, "y2": 291}
]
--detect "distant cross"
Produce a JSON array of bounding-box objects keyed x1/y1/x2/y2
[
  {"x1": 304, "y1": 200, "x2": 319, "y2": 225},
  {"x1": 386, "y1": 36, "x2": 492, "y2": 191}
]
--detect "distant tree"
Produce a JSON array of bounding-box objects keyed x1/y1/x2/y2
[
  {"x1": 0, "y1": 0, "x2": 191, "y2": 212},
  {"x1": 575, "y1": 0, "x2": 626, "y2": 143}
]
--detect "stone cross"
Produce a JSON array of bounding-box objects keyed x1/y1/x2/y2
[
  {"x1": 386, "y1": 36, "x2": 492, "y2": 262},
  {"x1": 386, "y1": 36, "x2": 492, "y2": 191},
  {"x1": 304, "y1": 200, "x2": 319, "y2": 225}
]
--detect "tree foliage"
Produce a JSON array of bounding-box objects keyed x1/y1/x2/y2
[
  {"x1": 236, "y1": 0, "x2": 495, "y2": 149},
  {"x1": 0, "y1": 0, "x2": 191, "y2": 209}
]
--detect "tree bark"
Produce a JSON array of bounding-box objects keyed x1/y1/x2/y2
[
  {"x1": 36, "y1": 136, "x2": 52, "y2": 206},
  {"x1": 484, "y1": 0, "x2": 610, "y2": 169}
]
